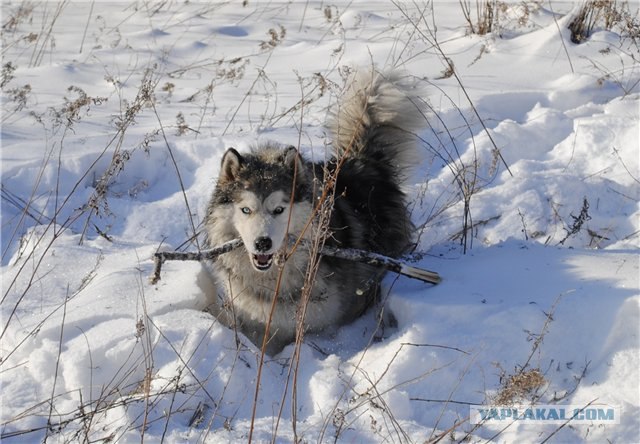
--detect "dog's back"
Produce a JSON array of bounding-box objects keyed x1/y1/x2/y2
[
  {"x1": 328, "y1": 68, "x2": 424, "y2": 258},
  {"x1": 204, "y1": 68, "x2": 425, "y2": 354}
]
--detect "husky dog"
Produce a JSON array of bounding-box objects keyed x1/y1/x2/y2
[{"x1": 204, "y1": 68, "x2": 424, "y2": 354}]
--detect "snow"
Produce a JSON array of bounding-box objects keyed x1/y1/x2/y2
[{"x1": 1, "y1": 1, "x2": 638, "y2": 443}]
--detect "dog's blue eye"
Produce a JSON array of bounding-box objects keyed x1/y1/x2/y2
[
  {"x1": 241, "y1": 207, "x2": 252, "y2": 215},
  {"x1": 273, "y1": 206, "x2": 284, "y2": 215}
]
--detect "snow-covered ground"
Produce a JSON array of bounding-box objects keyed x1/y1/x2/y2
[{"x1": 1, "y1": 1, "x2": 638, "y2": 442}]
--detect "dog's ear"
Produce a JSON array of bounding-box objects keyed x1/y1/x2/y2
[
  {"x1": 283, "y1": 146, "x2": 305, "y2": 183},
  {"x1": 219, "y1": 148, "x2": 243, "y2": 183}
]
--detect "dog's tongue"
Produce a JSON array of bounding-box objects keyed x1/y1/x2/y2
[{"x1": 255, "y1": 254, "x2": 271, "y2": 265}]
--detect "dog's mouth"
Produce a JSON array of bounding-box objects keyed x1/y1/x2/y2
[{"x1": 251, "y1": 253, "x2": 274, "y2": 271}]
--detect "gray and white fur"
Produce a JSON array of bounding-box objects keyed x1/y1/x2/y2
[{"x1": 204, "y1": 68, "x2": 424, "y2": 354}]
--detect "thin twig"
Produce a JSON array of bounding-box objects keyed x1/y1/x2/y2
[
  {"x1": 249, "y1": 244, "x2": 289, "y2": 444},
  {"x1": 540, "y1": 399, "x2": 599, "y2": 444},
  {"x1": 548, "y1": 0, "x2": 575, "y2": 73},
  {"x1": 410, "y1": 398, "x2": 479, "y2": 406},
  {"x1": 44, "y1": 286, "x2": 69, "y2": 443},
  {"x1": 78, "y1": 0, "x2": 94, "y2": 54},
  {"x1": 151, "y1": 101, "x2": 201, "y2": 250}
]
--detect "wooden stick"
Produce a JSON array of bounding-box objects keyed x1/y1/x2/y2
[
  {"x1": 308, "y1": 242, "x2": 441, "y2": 284},
  {"x1": 150, "y1": 238, "x2": 441, "y2": 285},
  {"x1": 149, "y1": 238, "x2": 243, "y2": 285}
]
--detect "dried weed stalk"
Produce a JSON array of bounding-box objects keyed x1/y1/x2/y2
[{"x1": 459, "y1": 0, "x2": 500, "y2": 35}]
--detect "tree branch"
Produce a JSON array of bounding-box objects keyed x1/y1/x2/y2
[
  {"x1": 149, "y1": 239, "x2": 243, "y2": 285},
  {"x1": 150, "y1": 239, "x2": 441, "y2": 285}
]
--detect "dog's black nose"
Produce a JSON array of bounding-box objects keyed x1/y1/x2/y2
[{"x1": 254, "y1": 237, "x2": 272, "y2": 252}]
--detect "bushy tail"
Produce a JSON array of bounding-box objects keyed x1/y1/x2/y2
[{"x1": 329, "y1": 68, "x2": 425, "y2": 176}]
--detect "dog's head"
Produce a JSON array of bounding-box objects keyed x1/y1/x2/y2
[{"x1": 214, "y1": 146, "x2": 310, "y2": 272}]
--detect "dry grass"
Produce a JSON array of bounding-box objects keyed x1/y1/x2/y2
[
  {"x1": 459, "y1": 0, "x2": 500, "y2": 35},
  {"x1": 495, "y1": 368, "x2": 546, "y2": 405},
  {"x1": 569, "y1": 0, "x2": 640, "y2": 44}
]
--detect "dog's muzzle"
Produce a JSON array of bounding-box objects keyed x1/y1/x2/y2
[{"x1": 252, "y1": 236, "x2": 274, "y2": 271}]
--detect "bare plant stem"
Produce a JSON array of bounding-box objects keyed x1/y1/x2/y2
[
  {"x1": 248, "y1": 257, "x2": 287, "y2": 444},
  {"x1": 44, "y1": 286, "x2": 69, "y2": 443},
  {"x1": 151, "y1": 101, "x2": 200, "y2": 249},
  {"x1": 548, "y1": 0, "x2": 575, "y2": 73},
  {"x1": 78, "y1": 0, "x2": 94, "y2": 54},
  {"x1": 540, "y1": 399, "x2": 599, "y2": 443},
  {"x1": 222, "y1": 53, "x2": 273, "y2": 137},
  {"x1": 520, "y1": 291, "x2": 569, "y2": 372}
]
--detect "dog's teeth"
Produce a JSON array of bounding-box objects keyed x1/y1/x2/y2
[{"x1": 252, "y1": 253, "x2": 273, "y2": 270}]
